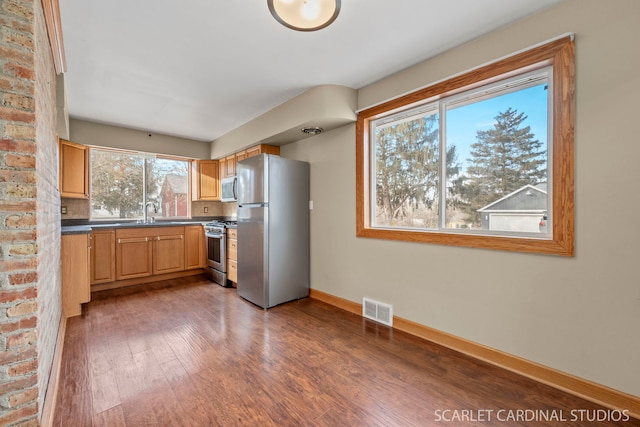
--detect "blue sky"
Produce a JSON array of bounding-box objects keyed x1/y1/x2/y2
[{"x1": 446, "y1": 84, "x2": 548, "y2": 172}]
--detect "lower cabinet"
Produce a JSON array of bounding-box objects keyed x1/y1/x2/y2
[
  {"x1": 61, "y1": 233, "x2": 91, "y2": 317},
  {"x1": 115, "y1": 227, "x2": 185, "y2": 280},
  {"x1": 91, "y1": 229, "x2": 115, "y2": 284},
  {"x1": 184, "y1": 225, "x2": 204, "y2": 269},
  {"x1": 227, "y1": 228, "x2": 238, "y2": 284},
  {"x1": 153, "y1": 232, "x2": 185, "y2": 275},
  {"x1": 88, "y1": 225, "x2": 204, "y2": 289}
]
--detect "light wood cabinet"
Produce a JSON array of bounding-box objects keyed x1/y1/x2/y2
[
  {"x1": 227, "y1": 228, "x2": 238, "y2": 284},
  {"x1": 218, "y1": 144, "x2": 280, "y2": 181},
  {"x1": 245, "y1": 144, "x2": 280, "y2": 158},
  {"x1": 218, "y1": 157, "x2": 226, "y2": 180},
  {"x1": 235, "y1": 150, "x2": 248, "y2": 163},
  {"x1": 90, "y1": 229, "x2": 116, "y2": 284},
  {"x1": 223, "y1": 154, "x2": 236, "y2": 178},
  {"x1": 192, "y1": 160, "x2": 220, "y2": 201},
  {"x1": 116, "y1": 234, "x2": 153, "y2": 280},
  {"x1": 116, "y1": 227, "x2": 186, "y2": 280},
  {"x1": 153, "y1": 232, "x2": 185, "y2": 275},
  {"x1": 59, "y1": 139, "x2": 89, "y2": 198},
  {"x1": 61, "y1": 233, "x2": 91, "y2": 317},
  {"x1": 184, "y1": 225, "x2": 204, "y2": 270}
]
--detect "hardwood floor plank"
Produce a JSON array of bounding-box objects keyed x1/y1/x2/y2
[
  {"x1": 54, "y1": 276, "x2": 640, "y2": 426},
  {"x1": 90, "y1": 369, "x2": 121, "y2": 414},
  {"x1": 92, "y1": 405, "x2": 126, "y2": 427}
]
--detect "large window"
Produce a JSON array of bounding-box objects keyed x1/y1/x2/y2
[
  {"x1": 90, "y1": 148, "x2": 191, "y2": 220},
  {"x1": 356, "y1": 37, "x2": 574, "y2": 255}
]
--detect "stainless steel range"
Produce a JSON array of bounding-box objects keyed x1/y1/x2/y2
[{"x1": 204, "y1": 220, "x2": 236, "y2": 286}]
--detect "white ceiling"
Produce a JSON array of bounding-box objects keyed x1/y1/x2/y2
[{"x1": 59, "y1": 0, "x2": 564, "y2": 142}]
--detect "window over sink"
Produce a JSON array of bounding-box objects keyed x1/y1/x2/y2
[{"x1": 90, "y1": 148, "x2": 191, "y2": 220}]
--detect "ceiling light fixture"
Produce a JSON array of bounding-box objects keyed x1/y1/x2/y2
[{"x1": 268, "y1": 0, "x2": 341, "y2": 32}]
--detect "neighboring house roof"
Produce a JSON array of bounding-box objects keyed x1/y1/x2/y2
[
  {"x1": 478, "y1": 184, "x2": 547, "y2": 212},
  {"x1": 161, "y1": 174, "x2": 188, "y2": 195}
]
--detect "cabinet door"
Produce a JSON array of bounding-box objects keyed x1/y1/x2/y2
[
  {"x1": 244, "y1": 146, "x2": 261, "y2": 158},
  {"x1": 227, "y1": 228, "x2": 237, "y2": 283},
  {"x1": 116, "y1": 237, "x2": 153, "y2": 280},
  {"x1": 184, "y1": 225, "x2": 203, "y2": 269},
  {"x1": 59, "y1": 139, "x2": 88, "y2": 198},
  {"x1": 224, "y1": 154, "x2": 236, "y2": 177},
  {"x1": 91, "y1": 230, "x2": 115, "y2": 284},
  {"x1": 153, "y1": 234, "x2": 185, "y2": 275},
  {"x1": 62, "y1": 233, "x2": 90, "y2": 317},
  {"x1": 228, "y1": 259, "x2": 238, "y2": 283},
  {"x1": 218, "y1": 158, "x2": 227, "y2": 180},
  {"x1": 195, "y1": 160, "x2": 220, "y2": 200},
  {"x1": 246, "y1": 144, "x2": 280, "y2": 158}
]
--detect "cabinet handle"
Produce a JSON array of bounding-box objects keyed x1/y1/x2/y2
[{"x1": 117, "y1": 237, "x2": 149, "y2": 244}]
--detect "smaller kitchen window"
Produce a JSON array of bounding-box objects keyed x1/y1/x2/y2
[{"x1": 90, "y1": 148, "x2": 191, "y2": 220}]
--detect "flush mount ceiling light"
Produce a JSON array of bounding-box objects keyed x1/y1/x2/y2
[{"x1": 268, "y1": 0, "x2": 341, "y2": 32}]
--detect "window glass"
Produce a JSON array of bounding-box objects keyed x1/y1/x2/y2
[
  {"x1": 356, "y1": 36, "x2": 574, "y2": 255},
  {"x1": 373, "y1": 106, "x2": 440, "y2": 229},
  {"x1": 90, "y1": 149, "x2": 190, "y2": 220},
  {"x1": 444, "y1": 76, "x2": 549, "y2": 236},
  {"x1": 370, "y1": 71, "x2": 549, "y2": 237}
]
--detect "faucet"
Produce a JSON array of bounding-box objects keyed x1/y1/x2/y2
[{"x1": 143, "y1": 202, "x2": 157, "y2": 223}]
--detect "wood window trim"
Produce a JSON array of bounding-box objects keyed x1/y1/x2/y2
[{"x1": 356, "y1": 36, "x2": 575, "y2": 256}]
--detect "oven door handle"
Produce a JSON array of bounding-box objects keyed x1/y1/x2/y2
[{"x1": 206, "y1": 232, "x2": 224, "y2": 239}]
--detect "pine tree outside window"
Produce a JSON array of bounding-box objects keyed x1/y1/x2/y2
[{"x1": 356, "y1": 37, "x2": 574, "y2": 256}]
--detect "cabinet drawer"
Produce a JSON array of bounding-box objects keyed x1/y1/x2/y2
[
  {"x1": 227, "y1": 228, "x2": 237, "y2": 239},
  {"x1": 228, "y1": 259, "x2": 237, "y2": 283},
  {"x1": 227, "y1": 238, "x2": 237, "y2": 260}
]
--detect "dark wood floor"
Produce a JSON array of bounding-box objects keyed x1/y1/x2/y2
[{"x1": 53, "y1": 275, "x2": 637, "y2": 426}]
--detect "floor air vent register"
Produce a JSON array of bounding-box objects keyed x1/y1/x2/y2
[{"x1": 362, "y1": 298, "x2": 393, "y2": 327}]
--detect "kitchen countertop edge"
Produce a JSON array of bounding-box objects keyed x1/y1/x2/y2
[{"x1": 61, "y1": 221, "x2": 213, "y2": 235}]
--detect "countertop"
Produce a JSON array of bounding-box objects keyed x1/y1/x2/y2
[{"x1": 61, "y1": 220, "x2": 209, "y2": 235}]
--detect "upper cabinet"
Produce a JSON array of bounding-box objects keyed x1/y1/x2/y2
[
  {"x1": 220, "y1": 144, "x2": 280, "y2": 180},
  {"x1": 222, "y1": 154, "x2": 236, "y2": 179},
  {"x1": 245, "y1": 144, "x2": 280, "y2": 158},
  {"x1": 192, "y1": 160, "x2": 220, "y2": 201},
  {"x1": 59, "y1": 139, "x2": 89, "y2": 198}
]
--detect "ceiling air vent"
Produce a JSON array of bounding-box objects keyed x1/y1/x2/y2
[{"x1": 362, "y1": 297, "x2": 393, "y2": 327}]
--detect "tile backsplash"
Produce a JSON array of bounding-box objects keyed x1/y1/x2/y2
[
  {"x1": 192, "y1": 201, "x2": 223, "y2": 217},
  {"x1": 61, "y1": 198, "x2": 232, "y2": 219},
  {"x1": 60, "y1": 198, "x2": 90, "y2": 219}
]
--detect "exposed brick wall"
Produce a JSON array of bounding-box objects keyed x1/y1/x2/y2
[
  {"x1": 34, "y1": 0, "x2": 60, "y2": 422},
  {"x1": 1, "y1": 0, "x2": 61, "y2": 425}
]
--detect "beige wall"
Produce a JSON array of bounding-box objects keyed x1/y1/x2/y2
[
  {"x1": 210, "y1": 85, "x2": 357, "y2": 159},
  {"x1": 69, "y1": 118, "x2": 211, "y2": 159},
  {"x1": 281, "y1": 0, "x2": 640, "y2": 397}
]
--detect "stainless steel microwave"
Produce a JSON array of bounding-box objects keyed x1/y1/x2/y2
[{"x1": 221, "y1": 176, "x2": 237, "y2": 202}]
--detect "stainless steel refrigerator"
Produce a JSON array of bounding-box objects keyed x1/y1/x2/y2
[{"x1": 236, "y1": 154, "x2": 310, "y2": 308}]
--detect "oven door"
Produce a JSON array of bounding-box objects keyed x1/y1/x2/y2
[{"x1": 206, "y1": 231, "x2": 227, "y2": 272}]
